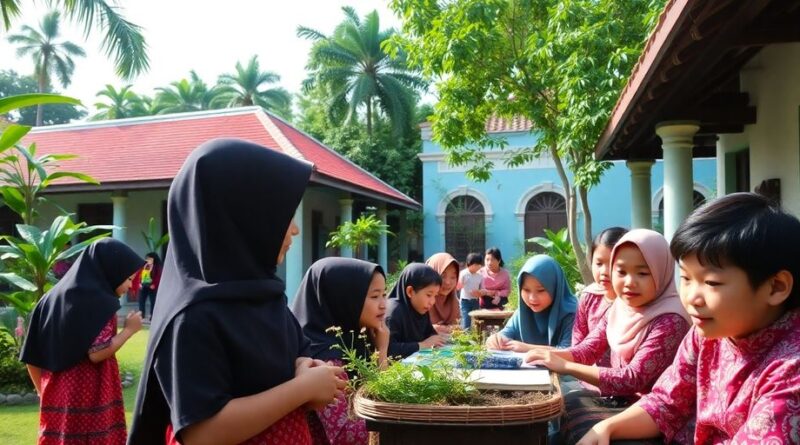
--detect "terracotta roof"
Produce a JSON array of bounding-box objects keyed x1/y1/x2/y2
[
  {"x1": 419, "y1": 115, "x2": 533, "y2": 134},
  {"x1": 21, "y1": 107, "x2": 419, "y2": 209}
]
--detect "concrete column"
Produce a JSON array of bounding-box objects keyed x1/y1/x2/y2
[
  {"x1": 626, "y1": 160, "x2": 655, "y2": 229},
  {"x1": 284, "y1": 200, "x2": 304, "y2": 301},
  {"x1": 338, "y1": 198, "x2": 354, "y2": 257},
  {"x1": 110, "y1": 191, "x2": 128, "y2": 243},
  {"x1": 377, "y1": 206, "x2": 388, "y2": 271},
  {"x1": 398, "y1": 209, "x2": 409, "y2": 262},
  {"x1": 656, "y1": 121, "x2": 700, "y2": 241}
]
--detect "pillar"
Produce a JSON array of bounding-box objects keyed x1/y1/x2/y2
[
  {"x1": 656, "y1": 121, "x2": 700, "y2": 241},
  {"x1": 398, "y1": 209, "x2": 409, "y2": 262},
  {"x1": 338, "y1": 198, "x2": 354, "y2": 258},
  {"x1": 626, "y1": 160, "x2": 655, "y2": 229},
  {"x1": 284, "y1": 200, "x2": 304, "y2": 300},
  {"x1": 110, "y1": 191, "x2": 128, "y2": 243},
  {"x1": 377, "y1": 206, "x2": 388, "y2": 271}
]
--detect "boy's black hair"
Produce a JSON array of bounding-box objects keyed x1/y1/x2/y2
[
  {"x1": 591, "y1": 227, "x2": 629, "y2": 255},
  {"x1": 408, "y1": 266, "x2": 443, "y2": 291},
  {"x1": 485, "y1": 247, "x2": 505, "y2": 268},
  {"x1": 466, "y1": 252, "x2": 483, "y2": 267},
  {"x1": 671, "y1": 192, "x2": 800, "y2": 309}
]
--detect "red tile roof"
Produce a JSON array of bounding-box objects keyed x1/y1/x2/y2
[
  {"x1": 419, "y1": 115, "x2": 533, "y2": 134},
  {"x1": 21, "y1": 107, "x2": 418, "y2": 209}
]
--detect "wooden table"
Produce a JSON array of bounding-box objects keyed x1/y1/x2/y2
[
  {"x1": 469, "y1": 309, "x2": 515, "y2": 340},
  {"x1": 366, "y1": 419, "x2": 548, "y2": 445}
]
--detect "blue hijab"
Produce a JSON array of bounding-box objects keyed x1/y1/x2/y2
[{"x1": 504, "y1": 255, "x2": 577, "y2": 346}]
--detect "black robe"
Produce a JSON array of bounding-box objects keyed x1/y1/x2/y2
[
  {"x1": 128, "y1": 138, "x2": 312, "y2": 444},
  {"x1": 290, "y1": 257, "x2": 384, "y2": 362},
  {"x1": 385, "y1": 263, "x2": 439, "y2": 358},
  {"x1": 20, "y1": 238, "x2": 143, "y2": 372}
]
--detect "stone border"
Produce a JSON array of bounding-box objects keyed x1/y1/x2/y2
[{"x1": 0, "y1": 371, "x2": 135, "y2": 406}]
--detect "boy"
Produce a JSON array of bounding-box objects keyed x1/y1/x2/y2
[
  {"x1": 577, "y1": 193, "x2": 800, "y2": 444},
  {"x1": 458, "y1": 252, "x2": 484, "y2": 330}
]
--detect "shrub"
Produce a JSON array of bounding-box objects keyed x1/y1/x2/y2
[{"x1": 0, "y1": 329, "x2": 32, "y2": 392}]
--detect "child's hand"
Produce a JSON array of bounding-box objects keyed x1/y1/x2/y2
[
  {"x1": 504, "y1": 340, "x2": 532, "y2": 352},
  {"x1": 470, "y1": 289, "x2": 482, "y2": 298},
  {"x1": 369, "y1": 321, "x2": 390, "y2": 353},
  {"x1": 525, "y1": 348, "x2": 567, "y2": 373},
  {"x1": 295, "y1": 357, "x2": 327, "y2": 373},
  {"x1": 576, "y1": 422, "x2": 612, "y2": 445},
  {"x1": 296, "y1": 363, "x2": 347, "y2": 410},
  {"x1": 419, "y1": 335, "x2": 446, "y2": 350},
  {"x1": 485, "y1": 333, "x2": 508, "y2": 350},
  {"x1": 492, "y1": 296, "x2": 501, "y2": 305},
  {"x1": 433, "y1": 324, "x2": 453, "y2": 335},
  {"x1": 124, "y1": 311, "x2": 143, "y2": 334}
]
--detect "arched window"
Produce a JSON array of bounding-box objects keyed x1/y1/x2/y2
[
  {"x1": 524, "y1": 192, "x2": 567, "y2": 251},
  {"x1": 445, "y1": 195, "x2": 485, "y2": 262}
]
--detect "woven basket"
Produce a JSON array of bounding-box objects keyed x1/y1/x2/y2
[{"x1": 354, "y1": 373, "x2": 563, "y2": 426}]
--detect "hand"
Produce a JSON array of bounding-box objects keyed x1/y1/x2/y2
[
  {"x1": 433, "y1": 324, "x2": 453, "y2": 335},
  {"x1": 504, "y1": 340, "x2": 533, "y2": 352},
  {"x1": 492, "y1": 296, "x2": 501, "y2": 305},
  {"x1": 525, "y1": 348, "x2": 568, "y2": 373},
  {"x1": 296, "y1": 364, "x2": 347, "y2": 410},
  {"x1": 485, "y1": 333, "x2": 509, "y2": 350},
  {"x1": 419, "y1": 335, "x2": 446, "y2": 349},
  {"x1": 369, "y1": 321, "x2": 390, "y2": 353},
  {"x1": 150, "y1": 285, "x2": 156, "y2": 290},
  {"x1": 576, "y1": 422, "x2": 612, "y2": 445},
  {"x1": 123, "y1": 311, "x2": 143, "y2": 334},
  {"x1": 470, "y1": 290, "x2": 482, "y2": 298},
  {"x1": 294, "y1": 357, "x2": 327, "y2": 374}
]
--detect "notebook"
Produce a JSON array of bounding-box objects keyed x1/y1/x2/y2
[{"x1": 466, "y1": 368, "x2": 552, "y2": 391}]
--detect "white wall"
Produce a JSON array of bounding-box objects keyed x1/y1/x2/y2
[{"x1": 733, "y1": 43, "x2": 800, "y2": 215}]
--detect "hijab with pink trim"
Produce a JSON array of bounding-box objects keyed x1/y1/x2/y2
[
  {"x1": 606, "y1": 229, "x2": 689, "y2": 362},
  {"x1": 425, "y1": 253, "x2": 461, "y2": 325}
]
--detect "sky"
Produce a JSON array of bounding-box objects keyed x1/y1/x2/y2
[{"x1": 0, "y1": 1, "x2": 403, "y2": 116}]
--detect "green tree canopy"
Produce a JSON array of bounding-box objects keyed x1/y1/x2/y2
[
  {"x1": 389, "y1": 0, "x2": 664, "y2": 282},
  {"x1": 153, "y1": 71, "x2": 223, "y2": 114},
  {"x1": 0, "y1": 70, "x2": 86, "y2": 125},
  {"x1": 91, "y1": 84, "x2": 149, "y2": 120},
  {"x1": 213, "y1": 55, "x2": 292, "y2": 119}
]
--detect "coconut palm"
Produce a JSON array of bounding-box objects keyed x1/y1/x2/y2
[
  {"x1": 154, "y1": 71, "x2": 222, "y2": 114},
  {"x1": 1, "y1": 0, "x2": 148, "y2": 79},
  {"x1": 298, "y1": 7, "x2": 426, "y2": 136},
  {"x1": 213, "y1": 56, "x2": 291, "y2": 118},
  {"x1": 7, "y1": 10, "x2": 85, "y2": 126},
  {"x1": 91, "y1": 84, "x2": 149, "y2": 120}
]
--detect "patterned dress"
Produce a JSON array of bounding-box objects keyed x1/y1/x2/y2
[
  {"x1": 572, "y1": 290, "x2": 613, "y2": 367},
  {"x1": 166, "y1": 409, "x2": 311, "y2": 445},
  {"x1": 309, "y1": 359, "x2": 369, "y2": 445},
  {"x1": 38, "y1": 316, "x2": 126, "y2": 445},
  {"x1": 637, "y1": 309, "x2": 800, "y2": 444}
]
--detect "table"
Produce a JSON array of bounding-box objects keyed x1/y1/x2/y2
[
  {"x1": 469, "y1": 309, "x2": 515, "y2": 340},
  {"x1": 365, "y1": 419, "x2": 548, "y2": 445}
]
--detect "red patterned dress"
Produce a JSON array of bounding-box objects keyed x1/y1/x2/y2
[
  {"x1": 165, "y1": 408, "x2": 312, "y2": 445},
  {"x1": 38, "y1": 316, "x2": 126, "y2": 445}
]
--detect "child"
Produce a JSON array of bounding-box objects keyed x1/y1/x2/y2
[
  {"x1": 386, "y1": 263, "x2": 448, "y2": 358},
  {"x1": 573, "y1": 227, "x2": 628, "y2": 363},
  {"x1": 291, "y1": 257, "x2": 389, "y2": 445},
  {"x1": 128, "y1": 139, "x2": 345, "y2": 445},
  {"x1": 425, "y1": 252, "x2": 461, "y2": 334},
  {"x1": 479, "y1": 247, "x2": 511, "y2": 309},
  {"x1": 485, "y1": 255, "x2": 577, "y2": 351},
  {"x1": 132, "y1": 252, "x2": 162, "y2": 321},
  {"x1": 577, "y1": 193, "x2": 800, "y2": 445},
  {"x1": 458, "y1": 252, "x2": 484, "y2": 330},
  {"x1": 20, "y1": 238, "x2": 144, "y2": 445},
  {"x1": 526, "y1": 229, "x2": 690, "y2": 444}
]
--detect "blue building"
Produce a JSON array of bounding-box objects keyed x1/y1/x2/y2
[{"x1": 419, "y1": 117, "x2": 716, "y2": 262}]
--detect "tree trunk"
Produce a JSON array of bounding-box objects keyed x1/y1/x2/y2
[
  {"x1": 548, "y1": 145, "x2": 593, "y2": 285},
  {"x1": 576, "y1": 185, "x2": 594, "y2": 283},
  {"x1": 366, "y1": 98, "x2": 373, "y2": 136},
  {"x1": 36, "y1": 66, "x2": 47, "y2": 127}
]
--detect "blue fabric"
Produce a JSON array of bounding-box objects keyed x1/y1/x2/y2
[
  {"x1": 459, "y1": 298, "x2": 480, "y2": 330},
  {"x1": 499, "y1": 255, "x2": 578, "y2": 347}
]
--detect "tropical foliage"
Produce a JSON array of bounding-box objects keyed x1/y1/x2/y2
[
  {"x1": 0, "y1": 70, "x2": 85, "y2": 125},
  {"x1": 212, "y1": 55, "x2": 291, "y2": 118},
  {"x1": 141, "y1": 216, "x2": 168, "y2": 253},
  {"x1": 91, "y1": 84, "x2": 150, "y2": 120},
  {"x1": 528, "y1": 228, "x2": 583, "y2": 292},
  {"x1": 326, "y1": 214, "x2": 392, "y2": 259}
]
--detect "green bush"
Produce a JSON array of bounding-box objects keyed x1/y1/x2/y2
[{"x1": 0, "y1": 330, "x2": 32, "y2": 392}]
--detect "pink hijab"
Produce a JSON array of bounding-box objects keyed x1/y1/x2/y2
[
  {"x1": 606, "y1": 229, "x2": 689, "y2": 362},
  {"x1": 425, "y1": 253, "x2": 461, "y2": 325}
]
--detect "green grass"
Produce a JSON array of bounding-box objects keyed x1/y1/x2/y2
[{"x1": 0, "y1": 327, "x2": 150, "y2": 445}]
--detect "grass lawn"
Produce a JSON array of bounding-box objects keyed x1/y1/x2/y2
[{"x1": 0, "y1": 327, "x2": 150, "y2": 444}]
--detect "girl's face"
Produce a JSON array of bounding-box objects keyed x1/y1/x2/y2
[
  {"x1": 484, "y1": 253, "x2": 500, "y2": 272},
  {"x1": 591, "y1": 244, "x2": 615, "y2": 297},
  {"x1": 276, "y1": 219, "x2": 299, "y2": 265},
  {"x1": 145, "y1": 256, "x2": 155, "y2": 266},
  {"x1": 359, "y1": 273, "x2": 387, "y2": 330},
  {"x1": 520, "y1": 274, "x2": 553, "y2": 313},
  {"x1": 115, "y1": 273, "x2": 136, "y2": 297},
  {"x1": 406, "y1": 283, "x2": 440, "y2": 315},
  {"x1": 612, "y1": 244, "x2": 657, "y2": 308},
  {"x1": 438, "y1": 264, "x2": 458, "y2": 297}
]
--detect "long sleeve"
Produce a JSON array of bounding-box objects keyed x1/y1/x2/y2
[
  {"x1": 386, "y1": 311, "x2": 420, "y2": 358},
  {"x1": 597, "y1": 313, "x2": 689, "y2": 397},
  {"x1": 569, "y1": 316, "x2": 610, "y2": 365},
  {"x1": 498, "y1": 310, "x2": 521, "y2": 341},
  {"x1": 495, "y1": 270, "x2": 511, "y2": 298},
  {"x1": 554, "y1": 313, "x2": 575, "y2": 348},
  {"x1": 572, "y1": 295, "x2": 592, "y2": 345},
  {"x1": 730, "y1": 359, "x2": 800, "y2": 443},
  {"x1": 636, "y1": 328, "x2": 698, "y2": 443}
]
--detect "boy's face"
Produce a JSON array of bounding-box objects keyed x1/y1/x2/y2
[
  {"x1": 468, "y1": 263, "x2": 482, "y2": 274},
  {"x1": 678, "y1": 254, "x2": 789, "y2": 339}
]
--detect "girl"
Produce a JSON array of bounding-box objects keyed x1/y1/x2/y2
[
  {"x1": 132, "y1": 252, "x2": 162, "y2": 321},
  {"x1": 425, "y1": 252, "x2": 461, "y2": 334},
  {"x1": 485, "y1": 255, "x2": 577, "y2": 351},
  {"x1": 479, "y1": 247, "x2": 511, "y2": 309},
  {"x1": 128, "y1": 139, "x2": 345, "y2": 445},
  {"x1": 573, "y1": 227, "x2": 628, "y2": 364},
  {"x1": 526, "y1": 229, "x2": 690, "y2": 444},
  {"x1": 20, "y1": 238, "x2": 144, "y2": 445},
  {"x1": 386, "y1": 263, "x2": 447, "y2": 358},
  {"x1": 578, "y1": 193, "x2": 800, "y2": 445},
  {"x1": 291, "y1": 257, "x2": 389, "y2": 445}
]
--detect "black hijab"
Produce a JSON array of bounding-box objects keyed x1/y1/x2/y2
[
  {"x1": 385, "y1": 263, "x2": 439, "y2": 358},
  {"x1": 290, "y1": 257, "x2": 384, "y2": 361},
  {"x1": 129, "y1": 138, "x2": 312, "y2": 443},
  {"x1": 20, "y1": 238, "x2": 143, "y2": 372}
]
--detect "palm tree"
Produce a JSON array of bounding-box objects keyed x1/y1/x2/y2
[
  {"x1": 7, "y1": 11, "x2": 85, "y2": 126},
  {"x1": 298, "y1": 7, "x2": 426, "y2": 136},
  {"x1": 1, "y1": 0, "x2": 148, "y2": 79},
  {"x1": 154, "y1": 71, "x2": 222, "y2": 114},
  {"x1": 213, "y1": 56, "x2": 292, "y2": 118},
  {"x1": 91, "y1": 84, "x2": 149, "y2": 120}
]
